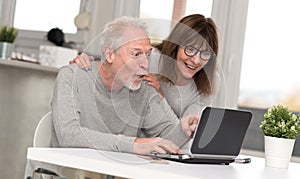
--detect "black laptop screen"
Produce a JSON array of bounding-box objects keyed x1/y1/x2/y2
[{"x1": 190, "y1": 107, "x2": 252, "y2": 156}]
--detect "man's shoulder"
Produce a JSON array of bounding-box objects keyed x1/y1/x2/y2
[
  {"x1": 57, "y1": 64, "x2": 78, "y2": 76},
  {"x1": 58, "y1": 64, "x2": 95, "y2": 78},
  {"x1": 56, "y1": 64, "x2": 95, "y2": 85}
]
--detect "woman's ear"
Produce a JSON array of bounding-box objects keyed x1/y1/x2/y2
[{"x1": 104, "y1": 46, "x2": 114, "y2": 63}]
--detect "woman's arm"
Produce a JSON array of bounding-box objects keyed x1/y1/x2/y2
[{"x1": 69, "y1": 53, "x2": 94, "y2": 70}]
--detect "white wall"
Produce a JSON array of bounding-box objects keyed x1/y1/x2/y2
[{"x1": 0, "y1": 61, "x2": 58, "y2": 179}]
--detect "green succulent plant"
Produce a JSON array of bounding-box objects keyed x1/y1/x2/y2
[
  {"x1": 260, "y1": 104, "x2": 300, "y2": 139},
  {"x1": 0, "y1": 26, "x2": 18, "y2": 43}
]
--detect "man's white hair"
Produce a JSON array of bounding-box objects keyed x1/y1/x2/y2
[{"x1": 99, "y1": 16, "x2": 149, "y2": 60}]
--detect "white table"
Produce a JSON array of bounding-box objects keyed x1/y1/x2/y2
[{"x1": 27, "y1": 148, "x2": 300, "y2": 179}]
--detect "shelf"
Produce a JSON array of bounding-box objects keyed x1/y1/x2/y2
[{"x1": 0, "y1": 58, "x2": 59, "y2": 73}]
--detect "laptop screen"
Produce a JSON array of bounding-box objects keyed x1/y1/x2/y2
[{"x1": 190, "y1": 107, "x2": 252, "y2": 157}]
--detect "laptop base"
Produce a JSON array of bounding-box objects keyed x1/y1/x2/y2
[
  {"x1": 148, "y1": 152, "x2": 235, "y2": 165},
  {"x1": 160, "y1": 157, "x2": 235, "y2": 165}
]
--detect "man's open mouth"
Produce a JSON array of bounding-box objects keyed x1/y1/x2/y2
[{"x1": 136, "y1": 72, "x2": 148, "y2": 78}]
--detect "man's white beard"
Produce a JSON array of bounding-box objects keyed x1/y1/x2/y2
[{"x1": 125, "y1": 78, "x2": 143, "y2": 91}]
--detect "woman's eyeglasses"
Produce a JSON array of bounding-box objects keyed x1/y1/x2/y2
[{"x1": 184, "y1": 46, "x2": 214, "y2": 61}]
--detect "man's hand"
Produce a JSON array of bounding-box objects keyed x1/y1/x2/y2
[
  {"x1": 181, "y1": 114, "x2": 200, "y2": 138},
  {"x1": 133, "y1": 137, "x2": 181, "y2": 155},
  {"x1": 69, "y1": 53, "x2": 94, "y2": 70}
]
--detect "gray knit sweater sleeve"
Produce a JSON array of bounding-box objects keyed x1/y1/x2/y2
[
  {"x1": 51, "y1": 66, "x2": 136, "y2": 153},
  {"x1": 141, "y1": 91, "x2": 190, "y2": 147}
]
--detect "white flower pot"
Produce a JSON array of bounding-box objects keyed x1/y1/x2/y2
[
  {"x1": 264, "y1": 136, "x2": 295, "y2": 168},
  {"x1": 0, "y1": 42, "x2": 14, "y2": 59}
]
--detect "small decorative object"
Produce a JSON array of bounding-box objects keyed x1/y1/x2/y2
[
  {"x1": 39, "y1": 45, "x2": 78, "y2": 68},
  {"x1": 260, "y1": 104, "x2": 300, "y2": 168},
  {"x1": 0, "y1": 26, "x2": 18, "y2": 59},
  {"x1": 74, "y1": 12, "x2": 90, "y2": 29}
]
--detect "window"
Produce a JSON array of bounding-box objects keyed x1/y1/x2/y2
[
  {"x1": 185, "y1": 0, "x2": 212, "y2": 17},
  {"x1": 239, "y1": 0, "x2": 300, "y2": 112},
  {"x1": 14, "y1": 0, "x2": 81, "y2": 33},
  {"x1": 139, "y1": 0, "x2": 213, "y2": 41},
  {"x1": 139, "y1": 0, "x2": 174, "y2": 41},
  {"x1": 140, "y1": 0, "x2": 174, "y2": 20},
  {"x1": 140, "y1": 0, "x2": 213, "y2": 21}
]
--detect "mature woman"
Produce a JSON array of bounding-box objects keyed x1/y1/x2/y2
[{"x1": 146, "y1": 14, "x2": 219, "y2": 117}]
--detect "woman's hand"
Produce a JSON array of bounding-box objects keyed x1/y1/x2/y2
[
  {"x1": 142, "y1": 74, "x2": 163, "y2": 99},
  {"x1": 69, "y1": 53, "x2": 94, "y2": 70},
  {"x1": 181, "y1": 114, "x2": 200, "y2": 138}
]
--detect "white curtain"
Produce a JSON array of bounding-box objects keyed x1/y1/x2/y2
[{"x1": 211, "y1": 0, "x2": 249, "y2": 108}]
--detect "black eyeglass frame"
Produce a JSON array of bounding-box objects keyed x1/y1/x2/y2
[{"x1": 184, "y1": 46, "x2": 215, "y2": 62}]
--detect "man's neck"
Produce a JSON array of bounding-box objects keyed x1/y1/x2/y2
[{"x1": 97, "y1": 62, "x2": 123, "y2": 91}]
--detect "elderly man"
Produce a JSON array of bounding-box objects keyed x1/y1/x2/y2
[{"x1": 51, "y1": 16, "x2": 198, "y2": 155}]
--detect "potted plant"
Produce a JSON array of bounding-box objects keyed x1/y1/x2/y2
[
  {"x1": 260, "y1": 104, "x2": 300, "y2": 168},
  {"x1": 0, "y1": 26, "x2": 18, "y2": 59}
]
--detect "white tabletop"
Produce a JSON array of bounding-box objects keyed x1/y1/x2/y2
[{"x1": 27, "y1": 148, "x2": 300, "y2": 179}]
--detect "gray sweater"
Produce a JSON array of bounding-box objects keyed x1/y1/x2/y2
[
  {"x1": 160, "y1": 81, "x2": 212, "y2": 117},
  {"x1": 51, "y1": 62, "x2": 189, "y2": 153}
]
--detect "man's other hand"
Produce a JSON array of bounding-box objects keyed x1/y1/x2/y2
[{"x1": 133, "y1": 137, "x2": 181, "y2": 155}]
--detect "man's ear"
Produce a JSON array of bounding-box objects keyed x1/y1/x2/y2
[
  {"x1": 110, "y1": 53, "x2": 116, "y2": 60},
  {"x1": 104, "y1": 46, "x2": 114, "y2": 63}
]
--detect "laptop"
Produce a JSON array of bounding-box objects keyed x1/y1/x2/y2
[{"x1": 149, "y1": 107, "x2": 252, "y2": 165}]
